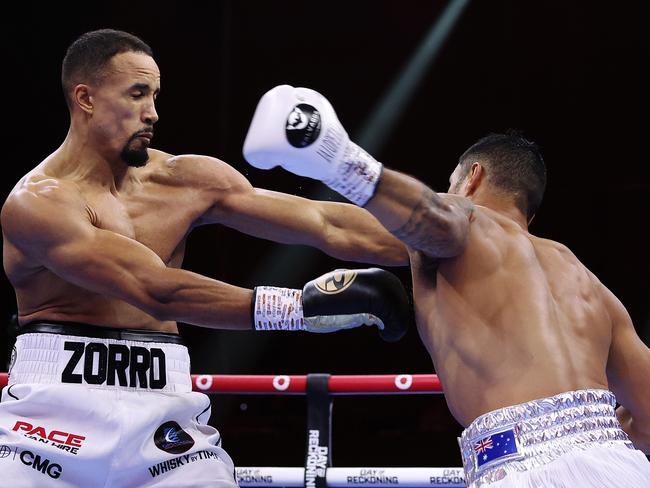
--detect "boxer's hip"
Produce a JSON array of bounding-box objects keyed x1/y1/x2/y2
[{"x1": 458, "y1": 389, "x2": 639, "y2": 487}]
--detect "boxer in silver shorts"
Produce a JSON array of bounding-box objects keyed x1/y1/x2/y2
[{"x1": 243, "y1": 84, "x2": 650, "y2": 487}]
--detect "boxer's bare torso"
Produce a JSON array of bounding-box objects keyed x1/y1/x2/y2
[
  {"x1": 3, "y1": 149, "x2": 407, "y2": 333},
  {"x1": 3, "y1": 150, "x2": 211, "y2": 332},
  {"x1": 411, "y1": 205, "x2": 611, "y2": 426}
]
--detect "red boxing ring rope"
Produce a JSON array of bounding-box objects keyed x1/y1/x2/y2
[
  {"x1": 0, "y1": 372, "x2": 443, "y2": 394},
  {"x1": 192, "y1": 373, "x2": 443, "y2": 394}
]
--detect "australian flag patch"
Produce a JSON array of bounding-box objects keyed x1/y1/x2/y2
[{"x1": 473, "y1": 427, "x2": 522, "y2": 470}]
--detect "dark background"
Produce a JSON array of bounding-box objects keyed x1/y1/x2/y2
[{"x1": 1, "y1": 0, "x2": 649, "y2": 469}]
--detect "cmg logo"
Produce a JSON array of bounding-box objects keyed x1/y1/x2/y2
[{"x1": 20, "y1": 449, "x2": 62, "y2": 479}]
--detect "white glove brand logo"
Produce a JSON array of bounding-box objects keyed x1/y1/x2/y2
[
  {"x1": 314, "y1": 270, "x2": 357, "y2": 294},
  {"x1": 286, "y1": 104, "x2": 321, "y2": 148},
  {"x1": 287, "y1": 108, "x2": 309, "y2": 130}
]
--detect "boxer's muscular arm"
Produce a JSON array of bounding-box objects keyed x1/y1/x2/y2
[
  {"x1": 603, "y1": 283, "x2": 650, "y2": 453},
  {"x1": 365, "y1": 169, "x2": 473, "y2": 258},
  {"x1": 189, "y1": 156, "x2": 408, "y2": 266},
  {"x1": 1, "y1": 181, "x2": 253, "y2": 330}
]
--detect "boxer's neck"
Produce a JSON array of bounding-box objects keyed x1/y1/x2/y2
[
  {"x1": 471, "y1": 191, "x2": 528, "y2": 230},
  {"x1": 54, "y1": 127, "x2": 135, "y2": 192}
]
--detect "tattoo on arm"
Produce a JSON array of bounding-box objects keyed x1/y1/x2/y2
[{"x1": 391, "y1": 186, "x2": 472, "y2": 257}]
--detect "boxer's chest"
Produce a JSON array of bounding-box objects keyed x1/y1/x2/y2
[{"x1": 85, "y1": 185, "x2": 205, "y2": 265}]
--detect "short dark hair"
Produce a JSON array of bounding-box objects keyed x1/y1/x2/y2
[
  {"x1": 458, "y1": 131, "x2": 546, "y2": 220},
  {"x1": 61, "y1": 29, "x2": 153, "y2": 108}
]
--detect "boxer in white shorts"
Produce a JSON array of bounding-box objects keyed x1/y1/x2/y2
[
  {"x1": 0, "y1": 30, "x2": 411, "y2": 487},
  {"x1": 242, "y1": 84, "x2": 650, "y2": 486},
  {"x1": 1, "y1": 322, "x2": 235, "y2": 488}
]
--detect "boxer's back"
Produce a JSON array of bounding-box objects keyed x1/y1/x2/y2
[{"x1": 412, "y1": 205, "x2": 612, "y2": 427}]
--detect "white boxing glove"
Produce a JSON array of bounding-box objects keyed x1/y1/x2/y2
[{"x1": 243, "y1": 85, "x2": 383, "y2": 206}]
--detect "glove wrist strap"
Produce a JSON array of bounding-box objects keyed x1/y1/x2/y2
[
  {"x1": 325, "y1": 141, "x2": 383, "y2": 207},
  {"x1": 253, "y1": 286, "x2": 305, "y2": 331}
]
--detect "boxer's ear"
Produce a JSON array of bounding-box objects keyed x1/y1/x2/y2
[
  {"x1": 464, "y1": 162, "x2": 485, "y2": 196},
  {"x1": 73, "y1": 84, "x2": 94, "y2": 114}
]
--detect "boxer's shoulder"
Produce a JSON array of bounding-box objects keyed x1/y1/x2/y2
[
  {"x1": 3, "y1": 173, "x2": 84, "y2": 221},
  {"x1": 151, "y1": 150, "x2": 248, "y2": 192},
  {"x1": 1, "y1": 175, "x2": 88, "y2": 253}
]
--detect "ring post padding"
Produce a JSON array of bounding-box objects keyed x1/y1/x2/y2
[{"x1": 305, "y1": 374, "x2": 332, "y2": 488}]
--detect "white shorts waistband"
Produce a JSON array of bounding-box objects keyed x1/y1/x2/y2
[{"x1": 9, "y1": 328, "x2": 192, "y2": 393}]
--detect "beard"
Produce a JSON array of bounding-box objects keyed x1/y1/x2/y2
[{"x1": 120, "y1": 132, "x2": 151, "y2": 167}]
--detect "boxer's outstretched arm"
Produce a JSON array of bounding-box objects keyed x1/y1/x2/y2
[
  {"x1": 602, "y1": 283, "x2": 650, "y2": 453},
  {"x1": 365, "y1": 169, "x2": 473, "y2": 258},
  {"x1": 184, "y1": 155, "x2": 408, "y2": 266},
  {"x1": 215, "y1": 187, "x2": 409, "y2": 266},
  {"x1": 2, "y1": 181, "x2": 253, "y2": 329}
]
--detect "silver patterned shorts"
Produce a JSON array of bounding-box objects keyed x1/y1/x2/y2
[{"x1": 458, "y1": 389, "x2": 635, "y2": 487}]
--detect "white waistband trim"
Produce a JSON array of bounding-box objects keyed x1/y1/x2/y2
[{"x1": 9, "y1": 332, "x2": 192, "y2": 393}]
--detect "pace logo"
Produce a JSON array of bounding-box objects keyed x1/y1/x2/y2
[
  {"x1": 154, "y1": 421, "x2": 195, "y2": 455},
  {"x1": 313, "y1": 270, "x2": 357, "y2": 295},
  {"x1": 286, "y1": 104, "x2": 321, "y2": 148},
  {"x1": 12, "y1": 420, "x2": 85, "y2": 455}
]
